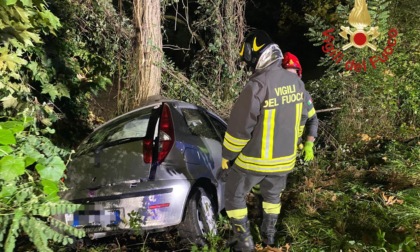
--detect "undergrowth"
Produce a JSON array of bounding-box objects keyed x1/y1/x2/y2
[{"x1": 280, "y1": 137, "x2": 419, "y2": 251}]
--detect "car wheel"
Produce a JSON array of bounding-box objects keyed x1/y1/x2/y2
[{"x1": 178, "y1": 187, "x2": 217, "y2": 246}]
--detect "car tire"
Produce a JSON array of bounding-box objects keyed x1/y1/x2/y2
[{"x1": 178, "y1": 187, "x2": 218, "y2": 246}]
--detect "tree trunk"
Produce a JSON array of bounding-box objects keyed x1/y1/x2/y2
[
  {"x1": 119, "y1": 0, "x2": 162, "y2": 113},
  {"x1": 221, "y1": 0, "x2": 246, "y2": 100}
]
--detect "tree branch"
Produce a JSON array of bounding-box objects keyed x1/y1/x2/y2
[
  {"x1": 163, "y1": 14, "x2": 206, "y2": 48},
  {"x1": 317, "y1": 107, "x2": 342, "y2": 113}
]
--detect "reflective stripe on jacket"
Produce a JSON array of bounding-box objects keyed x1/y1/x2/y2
[
  {"x1": 299, "y1": 92, "x2": 318, "y2": 140},
  {"x1": 222, "y1": 61, "x2": 308, "y2": 174}
]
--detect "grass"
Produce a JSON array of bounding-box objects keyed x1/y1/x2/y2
[{"x1": 277, "y1": 138, "x2": 420, "y2": 251}]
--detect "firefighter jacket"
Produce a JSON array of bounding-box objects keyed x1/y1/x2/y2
[
  {"x1": 299, "y1": 92, "x2": 318, "y2": 141},
  {"x1": 222, "y1": 61, "x2": 312, "y2": 175}
]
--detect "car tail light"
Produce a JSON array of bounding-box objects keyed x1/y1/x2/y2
[
  {"x1": 157, "y1": 104, "x2": 174, "y2": 163},
  {"x1": 143, "y1": 104, "x2": 174, "y2": 164},
  {"x1": 148, "y1": 203, "x2": 170, "y2": 209}
]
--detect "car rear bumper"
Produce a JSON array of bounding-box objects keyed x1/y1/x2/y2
[{"x1": 55, "y1": 180, "x2": 191, "y2": 235}]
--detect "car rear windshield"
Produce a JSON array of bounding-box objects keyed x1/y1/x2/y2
[{"x1": 77, "y1": 107, "x2": 154, "y2": 153}]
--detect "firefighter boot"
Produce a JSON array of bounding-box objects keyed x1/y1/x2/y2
[
  {"x1": 260, "y1": 213, "x2": 278, "y2": 246},
  {"x1": 229, "y1": 217, "x2": 255, "y2": 252}
]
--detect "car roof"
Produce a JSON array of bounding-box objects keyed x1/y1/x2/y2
[
  {"x1": 91, "y1": 99, "x2": 197, "y2": 132},
  {"x1": 141, "y1": 98, "x2": 226, "y2": 125}
]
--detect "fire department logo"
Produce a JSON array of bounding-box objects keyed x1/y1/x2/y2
[
  {"x1": 339, "y1": 0, "x2": 380, "y2": 51},
  {"x1": 321, "y1": 0, "x2": 399, "y2": 72}
]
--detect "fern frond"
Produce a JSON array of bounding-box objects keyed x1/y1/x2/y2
[
  {"x1": 4, "y1": 209, "x2": 23, "y2": 252},
  {"x1": 33, "y1": 201, "x2": 82, "y2": 217},
  {"x1": 21, "y1": 217, "x2": 54, "y2": 252},
  {"x1": 0, "y1": 215, "x2": 12, "y2": 246},
  {"x1": 49, "y1": 217, "x2": 86, "y2": 239}
]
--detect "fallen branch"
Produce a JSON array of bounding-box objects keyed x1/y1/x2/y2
[
  {"x1": 161, "y1": 66, "x2": 221, "y2": 114},
  {"x1": 316, "y1": 107, "x2": 341, "y2": 113}
]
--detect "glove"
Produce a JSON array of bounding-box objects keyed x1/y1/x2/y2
[
  {"x1": 302, "y1": 141, "x2": 314, "y2": 162},
  {"x1": 222, "y1": 158, "x2": 230, "y2": 169}
]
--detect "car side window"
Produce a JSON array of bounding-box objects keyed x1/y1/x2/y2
[
  {"x1": 208, "y1": 114, "x2": 226, "y2": 140},
  {"x1": 182, "y1": 109, "x2": 219, "y2": 141}
]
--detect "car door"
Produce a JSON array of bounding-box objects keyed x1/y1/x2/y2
[
  {"x1": 180, "y1": 108, "x2": 225, "y2": 178},
  {"x1": 202, "y1": 109, "x2": 227, "y2": 211}
]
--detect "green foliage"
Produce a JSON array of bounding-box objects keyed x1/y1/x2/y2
[
  {"x1": 46, "y1": 0, "x2": 132, "y2": 93},
  {"x1": 161, "y1": 0, "x2": 247, "y2": 114},
  {"x1": 161, "y1": 57, "x2": 201, "y2": 103},
  {"x1": 128, "y1": 210, "x2": 144, "y2": 236},
  {"x1": 0, "y1": 1, "x2": 87, "y2": 251},
  {"x1": 276, "y1": 1, "x2": 420, "y2": 250},
  {"x1": 185, "y1": 213, "x2": 230, "y2": 252},
  {"x1": 281, "y1": 140, "x2": 419, "y2": 250},
  {"x1": 1, "y1": 0, "x2": 134, "y2": 146},
  {"x1": 39, "y1": 0, "x2": 134, "y2": 145},
  {"x1": 387, "y1": 0, "x2": 420, "y2": 127},
  {"x1": 0, "y1": 0, "x2": 64, "y2": 112},
  {"x1": 191, "y1": 0, "x2": 247, "y2": 101},
  {"x1": 0, "y1": 116, "x2": 85, "y2": 251}
]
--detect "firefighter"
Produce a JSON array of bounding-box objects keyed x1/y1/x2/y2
[
  {"x1": 221, "y1": 30, "x2": 314, "y2": 251},
  {"x1": 251, "y1": 51, "x2": 319, "y2": 203},
  {"x1": 282, "y1": 51, "x2": 318, "y2": 161}
]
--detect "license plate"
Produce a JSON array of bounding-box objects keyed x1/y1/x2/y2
[{"x1": 65, "y1": 209, "x2": 122, "y2": 228}]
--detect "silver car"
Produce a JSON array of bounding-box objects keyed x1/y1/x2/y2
[{"x1": 57, "y1": 99, "x2": 227, "y2": 245}]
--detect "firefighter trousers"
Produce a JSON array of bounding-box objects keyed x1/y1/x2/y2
[{"x1": 225, "y1": 165, "x2": 287, "y2": 218}]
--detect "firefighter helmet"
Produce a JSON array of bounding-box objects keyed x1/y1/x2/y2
[
  {"x1": 282, "y1": 52, "x2": 302, "y2": 78},
  {"x1": 240, "y1": 30, "x2": 274, "y2": 68}
]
